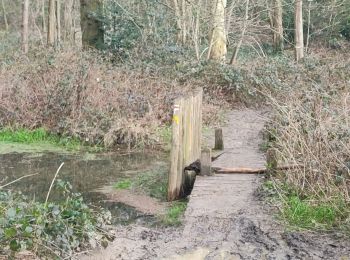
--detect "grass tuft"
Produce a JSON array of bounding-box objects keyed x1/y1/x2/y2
[
  {"x1": 114, "y1": 179, "x2": 132, "y2": 190},
  {"x1": 161, "y1": 200, "x2": 187, "y2": 226}
]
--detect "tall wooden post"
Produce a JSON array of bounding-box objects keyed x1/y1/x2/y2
[{"x1": 168, "y1": 89, "x2": 203, "y2": 201}]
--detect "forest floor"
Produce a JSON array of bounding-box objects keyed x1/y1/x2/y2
[{"x1": 81, "y1": 109, "x2": 350, "y2": 260}]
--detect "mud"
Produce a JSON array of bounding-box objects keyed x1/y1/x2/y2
[
  {"x1": 97, "y1": 186, "x2": 166, "y2": 215},
  {"x1": 81, "y1": 183, "x2": 350, "y2": 260}
]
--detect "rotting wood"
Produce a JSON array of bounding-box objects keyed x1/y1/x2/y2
[
  {"x1": 200, "y1": 148, "x2": 212, "y2": 176},
  {"x1": 214, "y1": 128, "x2": 224, "y2": 150},
  {"x1": 168, "y1": 88, "x2": 203, "y2": 201}
]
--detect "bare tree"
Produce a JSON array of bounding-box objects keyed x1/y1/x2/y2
[
  {"x1": 63, "y1": 0, "x2": 74, "y2": 43},
  {"x1": 56, "y1": 0, "x2": 61, "y2": 45},
  {"x1": 209, "y1": 0, "x2": 227, "y2": 61},
  {"x1": 48, "y1": 0, "x2": 56, "y2": 45},
  {"x1": 295, "y1": 0, "x2": 304, "y2": 61},
  {"x1": 22, "y1": 0, "x2": 30, "y2": 53},
  {"x1": 1, "y1": 0, "x2": 8, "y2": 31},
  {"x1": 230, "y1": 0, "x2": 250, "y2": 64},
  {"x1": 272, "y1": 0, "x2": 283, "y2": 51},
  {"x1": 42, "y1": 0, "x2": 46, "y2": 32}
]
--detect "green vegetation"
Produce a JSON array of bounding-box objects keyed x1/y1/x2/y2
[
  {"x1": 0, "y1": 180, "x2": 112, "y2": 258},
  {"x1": 114, "y1": 179, "x2": 132, "y2": 190},
  {"x1": 161, "y1": 200, "x2": 187, "y2": 226},
  {"x1": 263, "y1": 181, "x2": 350, "y2": 233},
  {"x1": 0, "y1": 127, "x2": 101, "y2": 152},
  {"x1": 114, "y1": 165, "x2": 168, "y2": 201}
]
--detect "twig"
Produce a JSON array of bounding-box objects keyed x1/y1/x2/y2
[
  {"x1": 45, "y1": 162, "x2": 64, "y2": 204},
  {"x1": 0, "y1": 173, "x2": 38, "y2": 189}
]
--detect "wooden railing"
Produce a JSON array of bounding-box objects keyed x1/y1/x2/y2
[{"x1": 167, "y1": 88, "x2": 203, "y2": 201}]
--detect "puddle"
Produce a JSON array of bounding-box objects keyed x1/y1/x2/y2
[{"x1": 0, "y1": 149, "x2": 168, "y2": 224}]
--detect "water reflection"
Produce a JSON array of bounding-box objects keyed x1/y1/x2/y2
[{"x1": 0, "y1": 151, "x2": 167, "y2": 224}]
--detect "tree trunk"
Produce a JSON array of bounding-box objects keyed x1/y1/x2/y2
[
  {"x1": 230, "y1": 0, "x2": 249, "y2": 65},
  {"x1": 63, "y1": 0, "x2": 74, "y2": 43},
  {"x1": 209, "y1": 0, "x2": 227, "y2": 61},
  {"x1": 47, "y1": 0, "x2": 56, "y2": 45},
  {"x1": 56, "y1": 0, "x2": 61, "y2": 45},
  {"x1": 272, "y1": 0, "x2": 283, "y2": 52},
  {"x1": 1, "y1": 0, "x2": 8, "y2": 31},
  {"x1": 42, "y1": 0, "x2": 46, "y2": 32},
  {"x1": 80, "y1": 0, "x2": 104, "y2": 49},
  {"x1": 22, "y1": 0, "x2": 30, "y2": 53},
  {"x1": 294, "y1": 0, "x2": 304, "y2": 61}
]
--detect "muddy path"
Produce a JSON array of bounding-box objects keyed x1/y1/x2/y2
[{"x1": 82, "y1": 109, "x2": 350, "y2": 260}]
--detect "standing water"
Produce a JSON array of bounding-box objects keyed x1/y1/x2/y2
[{"x1": 0, "y1": 148, "x2": 168, "y2": 224}]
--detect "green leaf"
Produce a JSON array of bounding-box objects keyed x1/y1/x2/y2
[
  {"x1": 25, "y1": 226, "x2": 33, "y2": 233},
  {"x1": 6, "y1": 207, "x2": 16, "y2": 218},
  {"x1": 9, "y1": 239, "x2": 21, "y2": 251},
  {"x1": 4, "y1": 227, "x2": 17, "y2": 238}
]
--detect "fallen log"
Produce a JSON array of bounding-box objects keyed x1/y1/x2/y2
[{"x1": 212, "y1": 165, "x2": 301, "y2": 174}]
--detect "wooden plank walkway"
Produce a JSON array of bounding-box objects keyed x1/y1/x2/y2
[
  {"x1": 181, "y1": 109, "x2": 270, "y2": 258},
  {"x1": 186, "y1": 109, "x2": 267, "y2": 217}
]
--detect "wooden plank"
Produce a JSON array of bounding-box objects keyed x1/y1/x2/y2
[
  {"x1": 214, "y1": 128, "x2": 224, "y2": 150},
  {"x1": 200, "y1": 148, "x2": 212, "y2": 176}
]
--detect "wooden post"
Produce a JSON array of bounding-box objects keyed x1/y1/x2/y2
[
  {"x1": 214, "y1": 128, "x2": 224, "y2": 150},
  {"x1": 266, "y1": 148, "x2": 278, "y2": 178},
  {"x1": 200, "y1": 148, "x2": 212, "y2": 176},
  {"x1": 168, "y1": 89, "x2": 203, "y2": 201},
  {"x1": 168, "y1": 98, "x2": 183, "y2": 201}
]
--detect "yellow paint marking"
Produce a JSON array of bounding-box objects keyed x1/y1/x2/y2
[{"x1": 173, "y1": 115, "x2": 179, "y2": 124}]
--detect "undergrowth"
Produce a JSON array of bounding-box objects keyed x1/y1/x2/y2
[{"x1": 0, "y1": 180, "x2": 112, "y2": 258}]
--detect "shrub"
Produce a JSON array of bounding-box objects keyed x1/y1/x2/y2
[
  {"x1": 0, "y1": 48, "x2": 193, "y2": 148},
  {"x1": 0, "y1": 180, "x2": 112, "y2": 258}
]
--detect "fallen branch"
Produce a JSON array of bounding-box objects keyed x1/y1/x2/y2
[
  {"x1": 212, "y1": 165, "x2": 301, "y2": 174},
  {"x1": 45, "y1": 162, "x2": 65, "y2": 204},
  {"x1": 211, "y1": 151, "x2": 225, "y2": 162},
  {"x1": 0, "y1": 173, "x2": 39, "y2": 189}
]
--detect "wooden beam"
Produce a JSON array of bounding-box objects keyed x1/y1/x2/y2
[{"x1": 213, "y1": 165, "x2": 301, "y2": 174}]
